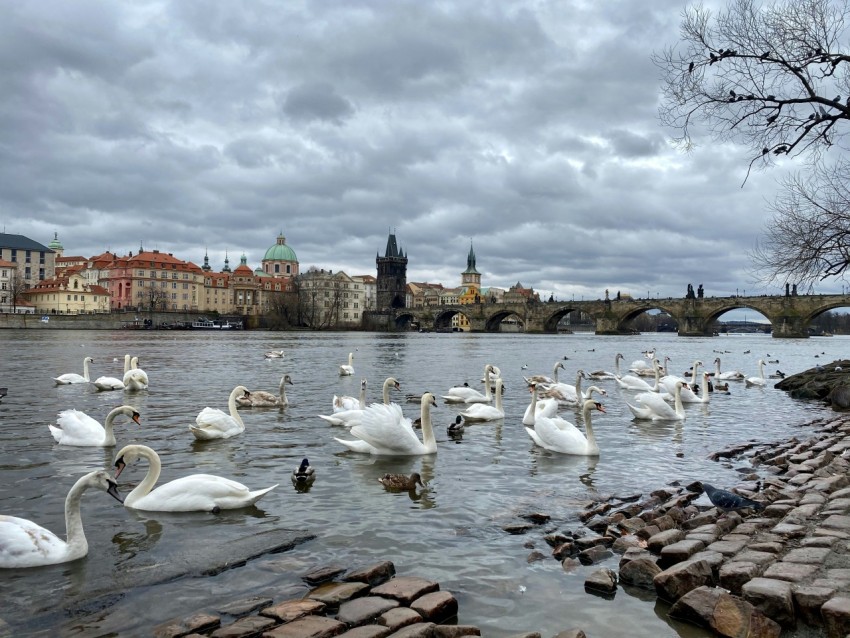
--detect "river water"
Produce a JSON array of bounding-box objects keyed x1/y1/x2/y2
[{"x1": 0, "y1": 329, "x2": 843, "y2": 637}]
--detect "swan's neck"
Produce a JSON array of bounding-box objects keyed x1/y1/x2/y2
[
  {"x1": 529, "y1": 385, "x2": 538, "y2": 413},
  {"x1": 348, "y1": 353, "x2": 354, "y2": 366},
  {"x1": 83, "y1": 359, "x2": 91, "y2": 382},
  {"x1": 701, "y1": 374, "x2": 710, "y2": 401},
  {"x1": 359, "y1": 383, "x2": 366, "y2": 408},
  {"x1": 63, "y1": 473, "x2": 92, "y2": 560},
  {"x1": 715, "y1": 359, "x2": 722, "y2": 376},
  {"x1": 124, "y1": 355, "x2": 131, "y2": 375},
  {"x1": 674, "y1": 384, "x2": 685, "y2": 416},
  {"x1": 582, "y1": 403, "x2": 599, "y2": 454},
  {"x1": 131, "y1": 357, "x2": 139, "y2": 370},
  {"x1": 420, "y1": 401, "x2": 437, "y2": 452},
  {"x1": 279, "y1": 379, "x2": 288, "y2": 404},
  {"x1": 614, "y1": 355, "x2": 622, "y2": 378},
  {"x1": 494, "y1": 383, "x2": 503, "y2": 410},
  {"x1": 228, "y1": 390, "x2": 245, "y2": 426},
  {"x1": 758, "y1": 361, "x2": 765, "y2": 378},
  {"x1": 102, "y1": 407, "x2": 124, "y2": 446},
  {"x1": 553, "y1": 363, "x2": 560, "y2": 383},
  {"x1": 575, "y1": 372, "x2": 583, "y2": 396},
  {"x1": 650, "y1": 361, "x2": 661, "y2": 391},
  {"x1": 692, "y1": 360, "x2": 701, "y2": 379},
  {"x1": 483, "y1": 366, "x2": 493, "y2": 400},
  {"x1": 126, "y1": 448, "x2": 161, "y2": 506}
]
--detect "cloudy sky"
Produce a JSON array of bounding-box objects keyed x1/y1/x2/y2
[{"x1": 1, "y1": 0, "x2": 836, "y2": 302}]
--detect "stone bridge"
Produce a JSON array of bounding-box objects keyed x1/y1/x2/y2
[{"x1": 389, "y1": 293, "x2": 850, "y2": 338}]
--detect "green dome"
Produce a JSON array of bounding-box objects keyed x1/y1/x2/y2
[
  {"x1": 48, "y1": 231, "x2": 63, "y2": 251},
  {"x1": 263, "y1": 234, "x2": 298, "y2": 262}
]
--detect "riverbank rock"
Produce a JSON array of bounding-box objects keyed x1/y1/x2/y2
[{"x1": 775, "y1": 360, "x2": 850, "y2": 408}]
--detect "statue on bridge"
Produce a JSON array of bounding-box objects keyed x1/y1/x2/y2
[
  {"x1": 686, "y1": 283, "x2": 695, "y2": 299},
  {"x1": 697, "y1": 284, "x2": 703, "y2": 299}
]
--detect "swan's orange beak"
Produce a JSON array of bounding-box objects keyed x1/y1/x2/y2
[
  {"x1": 132, "y1": 412, "x2": 141, "y2": 425},
  {"x1": 596, "y1": 403, "x2": 606, "y2": 413}
]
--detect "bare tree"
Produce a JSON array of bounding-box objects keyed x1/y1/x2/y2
[
  {"x1": 9, "y1": 267, "x2": 28, "y2": 313},
  {"x1": 654, "y1": 0, "x2": 850, "y2": 284}
]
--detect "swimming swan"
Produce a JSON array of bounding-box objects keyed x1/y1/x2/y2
[
  {"x1": 613, "y1": 354, "x2": 659, "y2": 392},
  {"x1": 122, "y1": 356, "x2": 149, "y2": 391},
  {"x1": 443, "y1": 364, "x2": 496, "y2": 404},
  {"x1": 318, "y1": 377, "x2": 400, "y2": 427},
  {"x1": 460, "y1": 378, "x2": 505, "y2": 422},
  {"x1": 54, "y1": 357, "x2": 94, "y2": 385},
  {"x1": 524, "y1": 361, "x2": 565, "y2": 386},
  {"x1": 334, "y1": 392, "x2": 438, "y2": 455},
  {"x1": 237, "y1": 375, "x2": 292, "y2": 408},
  {"x1": 113, "y1": 444, "x2": 277, "y2": 512},
  {"x1": 525, "y1": 399, "x2": 605, "y2": 456},
  {"x1": 713, "y1": 357, "x2": 745, "y2": 381},
  {"x1": 333, "y1": 378, "x2": 367, "y2": 412},
  {"x1": 627, "y1": 381, "x2": 686, "y2": 421},
  {"x1": 49, "y1": 405, "x2": 141, "y2": 447},
  {"x1": 746, "y1": 359, "x2": 767, "y2": 387},
  {"x1": 523, "y1": 383, "x2": 560, "y2": 426},
  {"x1": 0, "y1": 470, "x2": 123, "y2": 568},
  {"x1": 339, "y1": 352, "x2": 355, "y2": 376},
  {"x1": 190, "y1": 385, "x2": 250, "y2": 440}
]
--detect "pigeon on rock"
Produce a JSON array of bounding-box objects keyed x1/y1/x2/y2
[{"x1": 700, "y1": 482, "x2": 764, "y2": 514}]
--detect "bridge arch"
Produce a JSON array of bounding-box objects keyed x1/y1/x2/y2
[
  {"x1": 483, "y1": 309, "x2": 526, "y2": 332},
  {"x1": 434, "y1": 309, "x2": 471, "y2": 332}
]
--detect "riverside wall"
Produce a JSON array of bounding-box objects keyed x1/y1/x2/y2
[{"x1": 0, "y1": 312, "x2": 261, "y2": 330}]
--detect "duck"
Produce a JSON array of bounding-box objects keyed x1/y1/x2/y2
[
  {"x1": 318, "y1": 377, "x2": 400, "y2": 427},
  {"x1": 333, "y1": 378, "x2": 367, "y2": 412},
  {"x1": 54, "y1": 356, "x2": 94, "y2": 385},
  {"x1": 113, "y1": 444, "x2": 277, "y2": 512},
  {"x1": 447, "y1": 415, "x2": 465, "y2": 436},
  {"x1": 190, "y1": 385, "x2": 250, "y2": 440},
  {"x1": 237, "y1": 375, "x2": 292, "y2": 408},
  {"x1": 443, "y1": 364, "x2": 496, "y2": 404},
  {"x1": 626, "y1": 381, "x2": 686, "y2": 421},
  {"x1": 334, "y1": 392, "x2": 438, "y2": 455},
  {"x1": 378, "y1": 472, "x2": 424, "y2": 491},
  {"x1": 49, "y1": 405, "x2": 141, "y2": 447},
  {"x1": 291, "y1": 458, "x2": 315, "y2": 485},
  {"x1": 768, "y1": 369, "x2": 785, "y2": 379},
  {"x1": 123, "y1": 356, "x2": 149, "y2": 391},
  {"x1": 339, "y1": 352, "x2": 355, "y2": 376},
  {"x1": 0, "y1": 470, "x2": 124, "y2": 568},
  {"x1": 745, "y1": 359, "x2": 767, "y2": 387},
  {"x1": 713, "y1": 357, "x2": 745, "y2": 381},
  {"x1": 460, "y1": 378, "x2": 505, "y2": 422},
  {"x1": 525, "y1": 399, "x2": 605, "y2": 456}
]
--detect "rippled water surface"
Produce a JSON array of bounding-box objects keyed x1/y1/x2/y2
[{"x1": 0, "y1": 330, "x2": 844, "y2": 637}]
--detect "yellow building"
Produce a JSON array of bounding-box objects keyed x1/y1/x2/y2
[{"x1": 24, "y1": 271, "x2": 110, "y2": 314}]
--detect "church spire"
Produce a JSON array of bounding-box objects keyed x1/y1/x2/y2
[{"x1": 202, "y1": 248, "x2": 211, "y2": 272}]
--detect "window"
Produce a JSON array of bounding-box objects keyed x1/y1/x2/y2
[
  {"x1": 39, "y1": 252, "x2": 45, "y2": 264},
  {"x1": 137, "y1": 270, "x2": 145, "y2": 276},
  {"x1": 286, "y1": 265, "x2": 291, "y2": 274},
  {"x1": 172, "y1": 282, "x2": 177, "y2": 289},
  {"x1": 274, "y1": 264, "x2": 280, "y2": 273},
  {"x1": 25, "y1": 250, "x2": 31, "y2": 263}
]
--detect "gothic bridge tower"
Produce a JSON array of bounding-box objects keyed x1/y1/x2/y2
[{"x1": 376, "y1": 231, "x2": 408, "y2": 309}]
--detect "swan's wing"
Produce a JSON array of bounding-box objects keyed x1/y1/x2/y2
[
  {"x1": 318, "y1": 408, "x2": 363, "y2": 427},
  {"x1": 631, "y1": 394, "x2": 676, "y2": 419},
  {"x1": 349, "y1": 403, "x2": 422, "y2": 454},
  {"x1": 93, "y1": 376, "x2": 124, "y2": 390},
  {"x1": 525, "y1": 427, "x2": 547, "y2": 448},
  {"x1": 0, "y1": 516, "x2": 65, "y2": 566},
  {"x1": 333, "y1": 437, "x2": 377, "y2": 453},
  {"x1": 445, "y1": 387, "x2": 485, "y2": 400},
  {"x1": 54, "y1": 410, "x2": 104, "y2": 441},
  {"x1": 54, "y1": 373, "x2": 85, "y2": 384},
  {"x1": 334, "y1": 395, "x2": 359, "y2": 412},
  {"x1": 132, "y1": 474, "x2": 257, "y2": 511},
  {"x1": 192, "y1": 409, "x2": 242, "y2": 438},
  {"x1": 534, "y1": 415, "x2": 586, "y2": 451}
]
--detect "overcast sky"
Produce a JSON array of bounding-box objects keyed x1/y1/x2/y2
[{"x1": 1, "y1": 0, "x2": 840, "y2": 302}]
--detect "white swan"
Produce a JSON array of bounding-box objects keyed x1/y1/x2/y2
[
  {"x1": 523, "y1": 383, "x2": 561, "y2": 426},
  {"x1": 0, "y1": 470, "x2": 123, "y2": 568},
  {"x1": 614, "y1": 354, "x2": 659, "y2": 392},
  {"x1": 93, "y1": 358, "x2": 126, "y2": 391},
  {"x1": 49, "y1": 405, "x2": 141, "y2": 447},
  {"x1": 334, "y1": 392, "x2": 438, "y2": 455},
  {"x1": 540, "y1": 369, "x2": 601, "y2": 405},
  {"x1": 659, "y1": 359, "x2": 702, "y2": 402},
  {"x1": 460, "y1": 378, "x2": 505, "y2": 422},
  {"x1": 714, "y1": 357, "x2": 745, "y2": 381},
  {"x1": 525, "y1": 399, "x2": 605, "y2": 456},
  {"x1": 190, "y1": 386, "x2": 249, "y2": 440},
  {"x1": 333, "y1": 378, "x2": 367, "y2": 412},
  {"x1": 318, "y1": 377, "x2": 400, "y2": 427},
  {"x1": 264, "y1": 350, "x2": 285, "y2": 359},
  {"x1": 442, "y1": 364, "x2": 496, "y2": 404},
  {"x1": 339, "y1": 352, "x2": 355, "y2": 376},
  {"x1": 524, "y1": 361, "x2": 565, "y2": 386},
  {"x1": 627, "y1": 381, "x2": 686, "y2": 421},
  {"x1": 746, "y1": 359, "x2": 767, "y2": 387},
  {"x1": 237, "y1": 375, "x2": 292, "y2": 408},
  {"x1": 54, "y1": 357, "x2": 94, "y2": 385},
  {"x1": 113, "y1": 444, "x2": 277, "y2": 512},
  {"x1": 122, "y1": 356, "x2": 149, "y2": 391}
]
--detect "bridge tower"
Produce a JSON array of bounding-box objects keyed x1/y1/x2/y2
[{"x1": 376, "y1": 231, "x2": 408, "y2": 310}]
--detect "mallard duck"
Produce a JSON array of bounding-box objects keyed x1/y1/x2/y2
[
  {"x1": 447, "y1": 415, "x2": 464, "y2": 436},
  {"x1": 378, "y1": 472, "x2": 424, "y2": 491},
  {"x1": 291, "y1": 458, "x2": 315, "y2": 485}
]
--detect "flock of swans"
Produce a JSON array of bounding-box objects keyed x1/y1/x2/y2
[{"x1": 1, "y1": 345, "x2": 772, "y2": 570}]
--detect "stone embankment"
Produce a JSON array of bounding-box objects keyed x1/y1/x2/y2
[{"x1": 508, "y1": 412, "x2": 850, "y2": 637}]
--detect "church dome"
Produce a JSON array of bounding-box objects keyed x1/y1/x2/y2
[{"x1": 263, "y1": 233, "x2": 298, "y2": 262}]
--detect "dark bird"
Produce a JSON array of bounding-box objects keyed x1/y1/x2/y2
[
  {"x1": 0, "y1": 387, "x2": 6, "y2": 402},
  {"x1": 766, "y1": 114, "x2": 777, "y2": 124},
  {"x1": 379, "y1": 472, "x2": 424, "y2": 491},
  {"x1": 762, "y1": 147, "x2": 769, "y2": 155},
  {"x1": 730, "y1": 90, "x2": 736, "y2": 98},
  {"x1": 709, "y1": 52, "x2": 718, "y2": 64},
  {"x1": 688, "y1": 61, "x2": 694, "y2": 73},
  {"x1": 700, "y1": 482, "x2": 764, "y2": 514},
  {"x1": 760, "y1": 51, "x2": 770, "y2": 59},
  {"x1": 291, "y1": 458, "x2": 316, "y2": 486},
  {"x1": 448, "y1": 415, "x2": 464, "y2": 437}
]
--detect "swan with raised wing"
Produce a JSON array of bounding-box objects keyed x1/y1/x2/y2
[
  {"x1": 318, "y1": 377, "x2": 400, "y2": 427},
  {"x1": 190, "y1": 386, "x2": 250, "y2": 440},
  {"x1": 713, "y1": 357, "x2": 745, "y2": 381},
  {"x1": 339, "y1": 352, "x2": 355, "y2": 376},
  {"x1": 334, "y1": 392, "x2": 438, "y2": 455},
  {"x1": 123, "y1": 356, "x2": 149, "y2": 391},
  {"x1": 49, "y1": 405, "x2": 141, "y2": 447},
  {"x1": 113, "y1": 444, "x2": 277, "y2": 512},
  {"x1": 333, "y1": 378, "x2": 367, "y2": 412},
  {"x1": 746, "y1": 359, "x2": 767, "y2": 387},
  {"x1": 54, "y1": 357, "x2": 94, "y2": 385},
  {"x1": 460, "y1": 378, "x2": 505, "y2": 422},
  {"x1": 443, "y1": 364, "x2": 496, "y2": 404},
  {"x1": 0, "y1": 470, "x2": 123, "y2": 568},
  {"x1": 627, "y1": 381, "x2": 686, "y2": 421},
  {"x1": 525, "y1": 399, "x2": 605, "y2": 456},
  {"x1": 237, "y1": 375, "x2": 292, "y2": 408}
]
